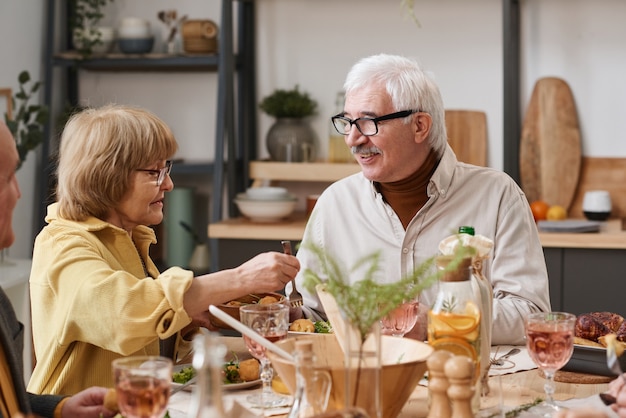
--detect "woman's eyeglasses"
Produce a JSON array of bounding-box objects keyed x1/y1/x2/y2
[{"x1": 136, "y1": 160, "x2": 172, "y2": 186}]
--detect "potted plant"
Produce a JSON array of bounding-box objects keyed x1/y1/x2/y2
[
  {"x1": 259, "y1": 85, "x2": 318, "y2": 163},
  {"x1": 3, "y1": 71, "x2": 49, "y2": 169},
  {"x1": 69, "y1": 0, "x2": 115, "y2": 58}
]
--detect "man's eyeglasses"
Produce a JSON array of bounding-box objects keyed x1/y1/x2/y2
[
  {"x1": 136, "y1": 160, "x2": 172, "y2": 186},
  {"x1": 331, "y1": 109, "x2": 419, "y2": 136}
]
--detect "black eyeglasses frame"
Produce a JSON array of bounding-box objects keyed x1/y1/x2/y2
[{"x1": 331, "y1": 109, "x2": 420, "y2": 136}]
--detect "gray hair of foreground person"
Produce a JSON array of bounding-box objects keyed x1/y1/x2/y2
[
  {"x1": 56, "y1": 104, "x2": 178, "y2": 221},
  {"x1": 343, "y1": 53, "x2": 447, "y2": 157}
]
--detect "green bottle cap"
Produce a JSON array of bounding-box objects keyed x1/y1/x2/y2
[{"x1": 458, "y1": 226, "x2": 475, "y2": 236}]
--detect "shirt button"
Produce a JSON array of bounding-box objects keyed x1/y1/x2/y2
[
  {"x1": 402, "y1": 248, "x2": 409, "y2": 254},
  {"x1": 440, "y1": 189, "x2": 446, "y2": 195}
]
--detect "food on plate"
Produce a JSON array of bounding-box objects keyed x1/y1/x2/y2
[
  {"x1": 599, "y1": 334, "x2": 626, "y2": 356},
  {"x1": 288, "y1": 319, "x2": 334, "y2": 333},
  {"x1": 172, "y1": 365, "x2": 195, "y2": 384},
  {"x1": 238, "y1": 358, "x2": 261, "y2": 381},
  {"x1": 224, "y1": 294, "x2": 281, "y2": 308},
  {"x1": 223, "y1": 356, "x2": 260, "y2": 384},
  {"x1": 258, "y1": 295, "x2": 280, "y2": 305},
  {"x1": 575, "y1": 311, "x2": 626, "y2": 342},
  {"x1": 314, "y1": 320, "x2": 333, "y2": 334},
  {"x1": 573, "y1": 336, "x2": 603, "y2": 348},
  {"x1": 290, "y1": 318, "x2": 315, "y2": 332},
  {"x1": 103, "y1": 388, "x2": 119, "y2": 412}
]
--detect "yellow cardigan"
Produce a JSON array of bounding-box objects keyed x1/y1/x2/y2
[{"x1": 28, "y1": 203, "x2": 194, "y2": 395}]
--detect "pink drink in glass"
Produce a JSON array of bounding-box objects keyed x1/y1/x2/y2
[
  {"x1": 526, "y1": 325, "x2": 574, "y2": 372},
  {"x1": 113, "y1": 356, "x2": 172, "y2": 418},
  {"x1": 381, "y1": 300, "x2": 419, "y2": 337}
]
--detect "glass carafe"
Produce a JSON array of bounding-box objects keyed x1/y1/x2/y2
[
  {"x1": 187, "y1": 333, "x2": 227, "y2": 418},
  {"x1": 287, "y1": 340, "x2": 332, "y2": 418}
]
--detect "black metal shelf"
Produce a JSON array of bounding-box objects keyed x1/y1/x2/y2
[
  {"x1": 49, "y1": 52, "x2": 248, "y2": 72},
  {"x1": 41, "y1": 0, "x2": 258, "y2": 272}
]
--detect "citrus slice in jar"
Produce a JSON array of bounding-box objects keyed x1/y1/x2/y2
[{"x1": 431, "y1": 337, "x2": 478, "y2": 360}]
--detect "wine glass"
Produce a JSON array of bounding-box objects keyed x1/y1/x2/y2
[
  {"x1": 380, "y1": 297, "x2": 419, "y2": 337},
  {"x1": 112, "y1": 355, "x2": 173, "y2": 418},
  {"x1": 239, "y1": 302, "x2": 291, "y2": 411},
  {"x1": 524, "y1": 311, "x2": 576, "y2": 416}
]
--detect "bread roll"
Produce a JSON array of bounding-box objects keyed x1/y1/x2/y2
[
  {"x1": 238, "y1": 358, "x2": 260, "y2": 381},
  {"x1": 258, "y1": 295, "x2": 280, "y2": 305},
  {"x1": 289, "y1": 318, "x2": 315, "y2": 333},
  {"x1": 103, "y1": 388, "x2": 119, "y2": 412}
]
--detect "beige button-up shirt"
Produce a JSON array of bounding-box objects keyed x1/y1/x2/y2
[{"x1": 294, "y1": 145, "x2": 551, "y2": 345}]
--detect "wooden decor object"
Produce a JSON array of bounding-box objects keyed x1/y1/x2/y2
[
  {"x1": 445, "y1": 110, "x2": 487, "y2": 166},
  {"x1": 0, "y1": 88, "x2": 12, "y2": 119},
  {"x1": 520, "y1": 77, "x2": 582, "y2": 210}
]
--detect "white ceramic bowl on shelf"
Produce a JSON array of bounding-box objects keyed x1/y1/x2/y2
[
  {"x1": 245, "y1": 186, "x2": 289, "y2": 200},
  {"x1": 234, "y1": 195, "x2": 297, "y2": 222}
]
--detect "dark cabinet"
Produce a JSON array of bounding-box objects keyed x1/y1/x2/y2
[{"x1": 545, "y1": 247, "x2": 626, "y2": 317}]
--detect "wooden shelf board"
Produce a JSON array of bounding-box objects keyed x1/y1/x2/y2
[
  {"x1": 249, "y1": 161, "x2": 360, "y2": 183},
  {"x1": 208, "y1": 212, "x2": 307, "y2": 241}
]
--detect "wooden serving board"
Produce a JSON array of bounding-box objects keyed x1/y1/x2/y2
[
  {"x1": 520, "y1": 77, "x2": 582, "y2": 209},
  {"x1": 445, "y1": 110, "x2": 487, "y2": 166}
]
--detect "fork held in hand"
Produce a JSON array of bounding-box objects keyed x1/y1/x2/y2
[{"x1": 281, "y1": 240, "x2": 303, "y2": 308}]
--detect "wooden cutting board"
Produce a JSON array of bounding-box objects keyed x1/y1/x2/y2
[
  {"x1": 520, "y1": 77, "x2": 582, "y2": 209},
  {"x1": 445, "y1": 110, "x2": 487, "y2": 166}
]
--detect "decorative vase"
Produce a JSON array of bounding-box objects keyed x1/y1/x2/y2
[
  {"x1": 266, "y1": 117, "x2": 317, "y2": 162},
  {"x1": 342, "y1": 320, "x2": 382, "y2": 418}
]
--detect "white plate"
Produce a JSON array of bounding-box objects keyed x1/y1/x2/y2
[
  {"x1": 172, "y1": 363, "x2": 261, "y2": 392},
  {"x1": 537, "y1": 220, "x2": 601, "y2": 233}
]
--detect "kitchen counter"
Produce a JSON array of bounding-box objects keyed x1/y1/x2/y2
[
  {"x1": 539, "y1": 219, "x2": 626, "y2": 249},
  {"x1": 210, "y1": 217, "x2": 626, "y2": 249}
]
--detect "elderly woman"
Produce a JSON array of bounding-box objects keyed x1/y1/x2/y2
[{"x1": 28, "y1": 104, "x2": 299, "y2": 395}]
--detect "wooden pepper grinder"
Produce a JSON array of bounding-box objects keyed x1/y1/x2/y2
[
  {"x1": 427, "y1": 350, "x2": 453, "y2": 418},
  {"x1": 444, "y1": 355, "x2": 475, "y2": 418}
]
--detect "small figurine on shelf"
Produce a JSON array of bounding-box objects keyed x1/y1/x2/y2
[{"x1": 157, "y1": 9, "x2": 187, "y2": 54}]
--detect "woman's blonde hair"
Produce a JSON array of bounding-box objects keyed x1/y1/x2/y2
[{"x1": 56, "y1": 104, "x2": 178, "y2": 221}]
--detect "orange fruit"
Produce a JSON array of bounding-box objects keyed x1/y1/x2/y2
[
  {"x1": 529, "y1": 200, "x2": 550, "y2": 222},
  {"x1": 547, "y1": 205, "x2": 567, "y2": 221}
]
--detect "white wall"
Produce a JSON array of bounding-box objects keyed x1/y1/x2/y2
[
  {"x1": 2, "y1": 0, "x2": 626, "y2": 258},
  {"x1": 0, "y1": 1, "x2": 45, "y2": 259}
]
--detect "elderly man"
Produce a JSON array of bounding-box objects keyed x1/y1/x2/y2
[
  {"x1": 0, "y1": 121, "x2": 116, "y2": 417},
  {"x1": 291, "y1": 53, "x2": 551, "y2": 345}
]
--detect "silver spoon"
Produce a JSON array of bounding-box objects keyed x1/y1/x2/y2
[{"x1": 490, "y1": 347, "x2": 521, "y2": 366}]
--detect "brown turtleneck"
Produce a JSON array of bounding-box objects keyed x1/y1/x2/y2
[{"x1": 376, "y1": 149, "x2": 440, "y2": 229}]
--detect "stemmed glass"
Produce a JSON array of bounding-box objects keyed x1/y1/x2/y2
[
  {"x1": 524, "y1": 311, "x2": 576, "y2": 416},
  {"x1": 380, "y1": 297, "x2": 419, "y2": 337},
  {"x1": 240, "y1": 302, "x2": 291, "y2": 411},
  {"x1": 112, "y1": 355, "x2": 173, "y2": 418}
]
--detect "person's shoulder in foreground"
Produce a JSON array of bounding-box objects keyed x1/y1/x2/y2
[{"x1": 292, "y1": 53, "x2": 550, "y2": 345}]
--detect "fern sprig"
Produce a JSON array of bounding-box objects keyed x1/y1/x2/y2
[{"x1": 302, "y1": 242, "x2": 472, "y2": 343}]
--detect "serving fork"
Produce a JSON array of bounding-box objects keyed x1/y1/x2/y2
[
  {"x1": 599, "y1": 335, "x2": 626, "y2": 405},
  {"x1": 281, "y1": 240, "x2": 303, "y2": 307}
]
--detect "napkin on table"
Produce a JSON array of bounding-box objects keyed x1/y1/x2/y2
[{"x1": 489, "y1": 345, "x2": 536, "y2": 376}]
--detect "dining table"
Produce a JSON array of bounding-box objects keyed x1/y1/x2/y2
[{"x1": 169, "y1": 336, "x2": 617, "y2": 418}]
